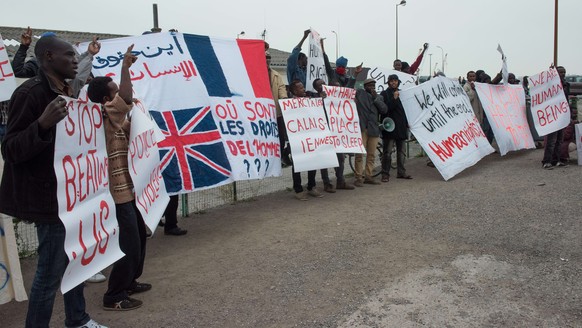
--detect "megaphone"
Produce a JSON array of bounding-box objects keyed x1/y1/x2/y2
[{"x1": 379, "y1": 117, "x2": 395, "y2": 132}]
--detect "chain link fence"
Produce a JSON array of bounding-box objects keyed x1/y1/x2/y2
[{"x1": 10, "y1": 142, "x2": 423, "y2": 258}]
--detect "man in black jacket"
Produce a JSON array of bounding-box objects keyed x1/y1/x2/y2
[
  {"x1": 0, "y1": 35, "x2": 107, "y2": 328},
  {"x1": 380, "y1": 74, "x2": 411, "y2": 181}
]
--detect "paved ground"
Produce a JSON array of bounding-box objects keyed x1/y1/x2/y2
[{"x1": 1, "y1": 148, "x2": 581, "y2": 328}]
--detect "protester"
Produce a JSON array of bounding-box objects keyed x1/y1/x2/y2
[
  {"x1": 463, "y1": 71, "x2": 484, "y2": 125},
  {"x1": 320, "y1": 38, "x2": 362, "y2": 88},
  {"x1": 354, "y1": 79, "x2": 388, "y2": 186},
  {"x1": 286, "y1": 29, "x2": 310, "y2": 86},
  {"x1": 393, "y1": 42, "x2": 429, "y2": 75},
  {"x1": 542, "y1": 66, "x2": 570, "y2": 169},
  {"x1": 0, "y1": 101, "x2": 7, "y2": 142},
  {"x1": 560, "y1": 107, "x2": 579, "y2": 163},
  {"x1": 266, "y1": 50, "x2": 291, "y2": 167},
  {"x1": 0, "y1": 35, "x2": 107, "y2": 328},
  {"x1": 162, "y1": 195, "x2": 188, "y2": 236},
  {"x1": 311, "y1": 78, "x2": 355, "y2": 192},
  {"x1": 288, "y1": 79, "x2": 323, "y2": 200},
  {"x1": 11, "y1": 27, "x2": 99, "y2": 99},
  {"x1": 87, "y1": 44, "x2": 151, "y2": 311},
  {"x1": 380, "y1": 74, "x2": 411, "y2": 182}
]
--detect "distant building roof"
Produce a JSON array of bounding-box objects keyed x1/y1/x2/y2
[{"x1": 0, "y1": 26, "x2": 290, "y2": 68}]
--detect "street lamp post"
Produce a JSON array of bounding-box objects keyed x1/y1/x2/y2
[
  {"x1": 237, "y1": 31, "x2": 245, "y2": 39},
  {"x1": 436, "y1": 46, "x2": 445, "y2": 74},
  {"x1": 331, "y1": 30, "x2": 339, "y2": 59},
  {"x1": 428, "y1": 53, "x2": 432, "y2": 77},
  {"x1": 395, "y1": 0, "x2": 406, "y2": 59},
  {"x1": 554, "y1": 0, "x2": 558, "y2": 66}
]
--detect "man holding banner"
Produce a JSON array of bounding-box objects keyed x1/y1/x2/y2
[
  {"x1": 354, "y1": 79, "x2": 388, "y2": 186},
  {"x1": 541, "y1": 66, "x2": 570, "y2": 169},
  {"x1": 0, "y1": 35, "x2": 107, "y2": 328},
  {"x1": 87, "y1": 45, "x2": 150, "y2": 311}
]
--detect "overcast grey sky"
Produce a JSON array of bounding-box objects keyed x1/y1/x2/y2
[{"x1": 3, "y1": 0, "x2": 580, "y2": 78}]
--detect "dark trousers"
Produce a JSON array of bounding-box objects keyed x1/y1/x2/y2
[
  {"x1": 277, "y1": 116, "x2": 291, "y2": 163},
  {"x1": 382, "y1": 138, "x2": 406, "y2": 177},
  {"x1": 542, "y1": 129, "x2": 564, "y2": 165},
  {"x1": 163, "y1": 194, "x2": 180, "y2": 231},
  {"x1": 292, "y1": 164, "x2": 316, "y2": 193},
  {"x1": 103, "y1": 201, "x2": 147, "y2": 304},
  {"x1": 320, "y1": 153, "x2": 346, "y2": 185}
]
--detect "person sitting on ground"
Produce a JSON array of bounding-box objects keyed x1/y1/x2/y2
[
  {"x1": 87, "y1": 44, "x2": 151, "y2": 311},
  {"x1": 288, "y1": 79, "x2": 324, "y2": 200},
  {"x1": 354, "y1": 79, "x2": 388, "y2": 186}
]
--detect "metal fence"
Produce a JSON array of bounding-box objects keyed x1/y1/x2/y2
[{"x1": 11, "y1": 142, "x2": 424, "y2": 258}]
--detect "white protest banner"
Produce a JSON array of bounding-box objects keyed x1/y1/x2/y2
[
  {"x1": 400, "y1": 76, "x2": 494, "y2": 180},
  {"x1": 0, "y1": 214, "x2": 27, "y2": 304},
  {"x1": 322, "y1": 85, "x2": 365, "y2": 153},
  {"x1": 129, "y1": 100, "x2": 170, "y2": 233},
  {"x1": 576, "y1": 123, "x2": 582, "y2": 166},
  {"x1": 306, "y1": 29, "x2": 327, "y2": 92},
  {"x1": 366, "y1": 67, "x2": 417, "y2": 92},
  {"x1": 0, "y1": 35, "x2": 17, "y2": 102},
  {"x1": 528, "y1": 68, "x2": 570, "y2": 136},
  {"x1": 55, "y1": 96, "x2": 123, "y2": 293},
  {"x1": 83, "y1": 32, "x2": 281, "y2": 192},
  {"x1": 203, "y1": 36, "x2": 281, "y2": 181},
  {"x1": 279, "y1": 97, "x2": 338, "y2": 172},
  {"x1": 474, "y1": 82, "x2": 535, "y2": 155}
]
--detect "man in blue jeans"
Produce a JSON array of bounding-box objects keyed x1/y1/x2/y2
[{"x1": 0, "y1": 35, "x2": 106, "y2": 328}]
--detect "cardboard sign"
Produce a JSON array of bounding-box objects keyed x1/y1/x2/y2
[
  {"x1": 306, "y1": 29, "x2": 328, "y2": 93},
  {"x1": 54, "y1": 96, "x2": 123, "y2": 293},
  {"x1": 400, "y1": 76, "x2": 494, "y2": 180},
  {"x1": 279, "y1": 97, "x2": 338, "y2": 172},
  {"x1": 129, "y1": 100, "x2": 170, "y2": 233},
  {"x1": 528, "y1": 68, "x2": 571, "y2": 137},
  {"x1": 0, "y1": 35, "x2": 16, "y2": 102},
  {"x1": 322, "y1": 85, "x2": 365, "y2": 153}
]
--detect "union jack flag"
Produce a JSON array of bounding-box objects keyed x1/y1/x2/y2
[{"x1": 151, "y1": 106, "x2": 231, "y2": 193}]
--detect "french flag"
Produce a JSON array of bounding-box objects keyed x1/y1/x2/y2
[{"x1": 183, "y1": 34, "x2": 272, "y2": 100}]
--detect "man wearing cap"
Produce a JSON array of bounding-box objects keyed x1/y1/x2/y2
[
  {"x1": 354, "y1": 79, "x2": 388, "y2": 186},
  {"x1": 380, "y1": 74, "x2": 411, "y2": 181}
]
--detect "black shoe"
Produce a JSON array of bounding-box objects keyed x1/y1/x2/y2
[
  {"x1": 103, "y1": 297, "x2": 143, "y2": 311},
  {"x1": 165, "y1": 227, "x2": 188, "y2": 236},
  {"x1": 127, "y1": 282, "x2": 152, "y2": 296}
]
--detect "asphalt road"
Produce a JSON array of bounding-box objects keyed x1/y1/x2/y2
[{"x1": 1, "y1": 148, "x2": 581, "y2": 328}]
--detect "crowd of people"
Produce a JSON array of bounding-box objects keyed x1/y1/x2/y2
[{"x1": 0, "y1": 27, "x2": 578, "y2": 328}]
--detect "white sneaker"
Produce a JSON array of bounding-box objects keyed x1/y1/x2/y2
[
  {"x1": 67, "y1": 319, "x2": 108, "y2": 328},
  {"x1": 85, "y1": 272, "x2": 106, "y2": 283}
]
